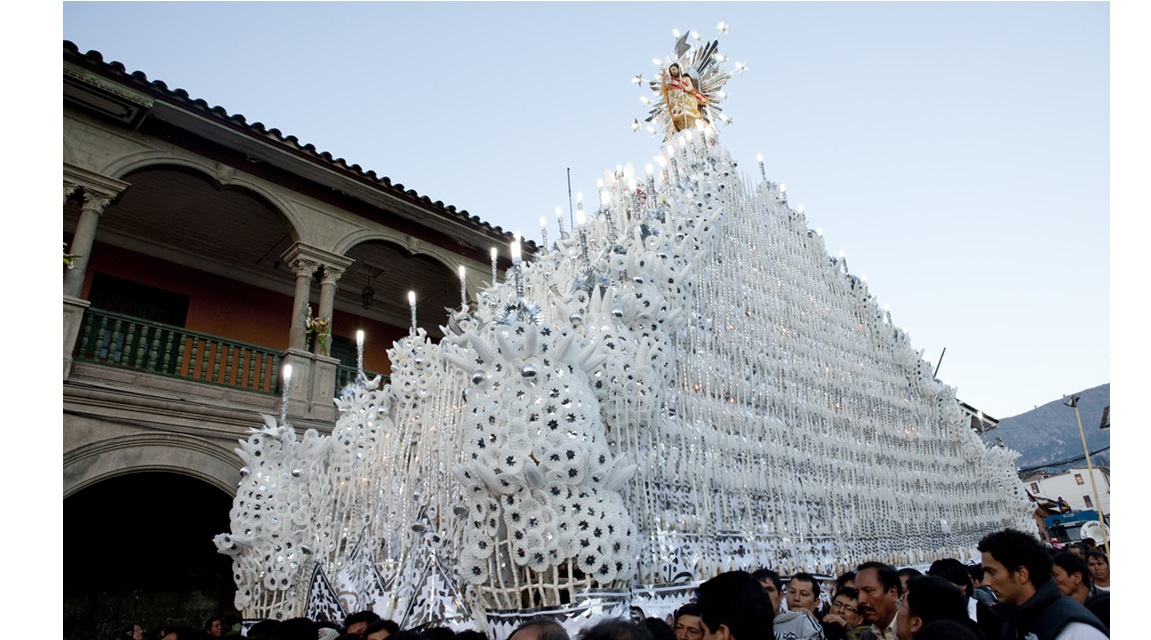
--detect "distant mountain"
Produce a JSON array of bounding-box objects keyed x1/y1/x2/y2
[{"x1": 980, "y1": 384, "x2": 1110, "y2": 472}]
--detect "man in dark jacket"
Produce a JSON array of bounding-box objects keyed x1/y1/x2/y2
[
  {"x1": 697, "y1": 571, "x2": 776, "y2": 640},
  {"x1": 1050, "y1": 552, "x2": 1109, "y2": 632},
  {"x1": 977, "y1": 529, "x2": 1107, "y2": 640}
]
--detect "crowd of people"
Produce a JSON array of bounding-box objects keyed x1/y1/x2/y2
[{"x1": 121, "y1": 528, "x2": 1110, "y2": 640}]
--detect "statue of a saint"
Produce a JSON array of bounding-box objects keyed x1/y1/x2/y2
[{"x1": 661, "y1": 62, "x2": 709, "y2": 132}]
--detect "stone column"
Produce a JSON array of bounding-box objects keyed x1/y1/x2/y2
[
  {"x1": 278, "y1": 243, "x2": 354, "y2": 423},
  {"x1": 62, "y1": 165, "x2": 129, "y2": 298},
  {"x1": 63, "y1": 189, "x2": 115, "y2": 298},
  {"x1": 62, "y1": 166, "x2": 129, "y2": 378},
  {"x1": 286, "y1": 256, "x2": 319, "y2": 351},
  {"x1": 313, "y1": 264, "x2": 346, "y2": 356}
]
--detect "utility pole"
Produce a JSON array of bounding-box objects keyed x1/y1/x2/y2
[{"x1": 1063, "y1": 394, "x2": 1110, "y2": 557}]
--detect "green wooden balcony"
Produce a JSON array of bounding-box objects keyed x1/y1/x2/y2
[
  {"x1": 74, "y1": 308, "x2": 283, "y2": 394},
  {"x1": 73, "y1": 308, "x2": 392, "y2": 398}
]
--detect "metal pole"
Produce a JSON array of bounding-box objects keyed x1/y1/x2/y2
[
  {"x1": 1071, "y1": 400, "x2": 1110, "y2": 557},
  {"x1": 567, "y1": 168, "x2": 575, "y2": 231}
]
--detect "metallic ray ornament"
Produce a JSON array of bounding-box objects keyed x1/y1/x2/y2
[
  {"x1": 495, "y1": 299, "x2": 543, "y2": 325},
  {"x1": 638, "y1": 27, "x2": 736, "y2": 141}
]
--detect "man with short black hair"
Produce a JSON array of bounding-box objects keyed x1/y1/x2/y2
[
  {"x1": 752, "y1": 568, "x2": 823, "y2": 640},
  {"x1": 696, "y1": 570, "x2": 775, "y2": 640},
  {"x1": 1051, "y1": 552, "x2": 1109, "y2": 632},
  {"x1": 509, "y1": 616, "x2": 571, "y2": 640},
  {"x1": 977, "y1": 528, "x2": 1107, "y2": 640},
  {"x1": 577, "y1": 618, "x2": 653, "y2": 640},
  {"x1": 674, "y1": 603, "x2": 707, "y2": 640},
  {"x1": 344, "y1": 611, "x2": 381, "y2": 637},
  {"x1": 856, "y1": 562, "x2": 901, "y2": 640},
  {"x1": 821, "y1": 587, "x2": 869, "y2": 640},
  {"x1": 895, "y1": 575, "x2": 977, "y2": 640}
]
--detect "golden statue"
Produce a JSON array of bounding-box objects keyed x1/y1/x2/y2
[{"x1": 661, "y1": 63, "x2": 709, "y2": 132}]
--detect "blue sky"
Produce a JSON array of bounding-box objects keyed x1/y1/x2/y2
[{"x1": 58, "y1": 1, "x2": 1114, "y2": 419}]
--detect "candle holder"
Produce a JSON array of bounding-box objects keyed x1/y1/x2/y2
[
  {"x1": 279, "y1": 364, "x2": 292, "y2": 426},
  {"x1": 355, "y1": 331, "x2": 364, "y2": 380},
  {"x1": 490, "y1": 248, "x2": 498, "y2": 287},
  {"x1": 408, "y1": 291, "x2": 417, "y2": 335}
]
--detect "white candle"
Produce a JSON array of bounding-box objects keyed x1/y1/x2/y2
[
  {"x1": 356, "y1": 330, "x2": 364, "y2": 347},
  {"x1": 408, "y1": 291, "x2": 417, "y2": 333},
  {"x1": 511, "y1": 238, "x2": 522, "y2": 264},
  {"x1": 576, "y1": 208, "x2": 586, "y2": 226},
  {"x1": 283, "y1": 363, "x2": 293, "y2": 382}
]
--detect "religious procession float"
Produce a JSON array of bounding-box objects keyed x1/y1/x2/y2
[{"x1": 214, "y1": 26, "x2": 1033, "y2": 637}]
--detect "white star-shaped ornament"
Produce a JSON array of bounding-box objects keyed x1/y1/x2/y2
[
  {"x1": 632, "y1": 73, "x2": 645, "y2": 85},
  {"x1": 717, "y1": 21, "x2": 729, "y2": 34},
  {"x1": 631, "y1": 119, "x2": 642, "y2": 132},
  {"x1": 735, "y1": 61, "x2": 749, "y2": 75}
]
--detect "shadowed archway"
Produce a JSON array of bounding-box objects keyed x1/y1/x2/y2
[{"x1": 64, "y1": 472, "x2": 237, "y2": 640}]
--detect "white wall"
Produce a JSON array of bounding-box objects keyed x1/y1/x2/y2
[{"x1": 1027, "y1": 467, "x2": 1110, "y2": 516}]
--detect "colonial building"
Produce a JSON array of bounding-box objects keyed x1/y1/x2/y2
[{"x1": 63, "y1": 41, "x2": 521, "y2": 634}]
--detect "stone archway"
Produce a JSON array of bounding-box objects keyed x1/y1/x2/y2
[{"x1": 64, "y1": 471, "x2": 238, "y2": 640}]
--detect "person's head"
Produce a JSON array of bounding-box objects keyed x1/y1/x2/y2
[
  {"x1": 912, "y1": 620, "x2": 984, "y2": 640},
  {"x1": 696, "y1": 570, "x2": 775, "y2": 640},
  {"x1": 160, "y1": 626, "x2": 209, "y2": 640},
  {"x1": 364, "y1": 620, "x2": 401, "y2": 640},
  {"x1": 786, "y1": 572, "x2": 821, "y2": 614},
  {"x1": 855, "y1": 562, "x2": 901, "y2": 628},
  {"x1": 926, "y1": 559, "x2": 974, "y2": 598},
  {"x1": 1086, "y1": 550, "x2": 1109, "y2": 582},
  {"x1": 896, "y1": 575, "x2": 970, "y2": 640},
  {"x1": 123, "y1": 623, "x2": 146, "y2": 640},
  {"x1": 204, "y1": 617, "x2": 225, "y2": 638},
  {"x1": 977, "y1": 528, "x2": 1052, "y2": 606},
  {"x1": 509, "y1": 617, "x2": 570, "y2": 640},
  {"x1": 896, "y1": 568, "x2": 922, "y2": 594},
  {"x1": 829, "y1": 587, "x2": 861, "y2": 627},
  {"x1": 1051, "y1": 551, "x2": 1092, "y2": 600},
  {"x1": 344, "y1": 612, "x2": 382, "y2": 637},
  {"x1": 668, "y1": 64, "x2": 681, "y2": 78},
  {"x1": 424, "y1": 628, "x2": 456, "y2": 640},
  {"x1": 673, "y1": 603, "x2": 705, "y2": 640},
  {"x1": 964, "y1": 564, "x2": 985, "y2": 588},
  {"x1": 834, "y1": 571, "x2": 857, "y2": 597},
  {"x1": 642, "y1": 617, "x2": 675, "y2": 640},
  {"x1": 751, "y1": 568, "x2": 783, "y2": 616},
  {"x1": 278, "y1": 618, "x2": 319, "y2": 640},
  {"x1": 577, "y1": 618, "x2": 653, "y2": 640}
]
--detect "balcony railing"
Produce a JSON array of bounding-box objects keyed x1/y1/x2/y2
[{"x1": 74, "y1": 308, "x2": 282, "y2": 395}]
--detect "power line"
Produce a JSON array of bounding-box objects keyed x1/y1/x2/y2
[{"x1": 1018, "y1": 446, "x2": 1110, "y2": 474}]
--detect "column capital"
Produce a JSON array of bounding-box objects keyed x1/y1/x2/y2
[
  {"x1": 80, "y1": 189, "x2": 116, "y2": 216},
  {"x1": 280, "y1": 243, "x2": 354, "y2": 282},
  {"x1": 63, "y1": 163, "x2": 130, "y2": 202}
]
